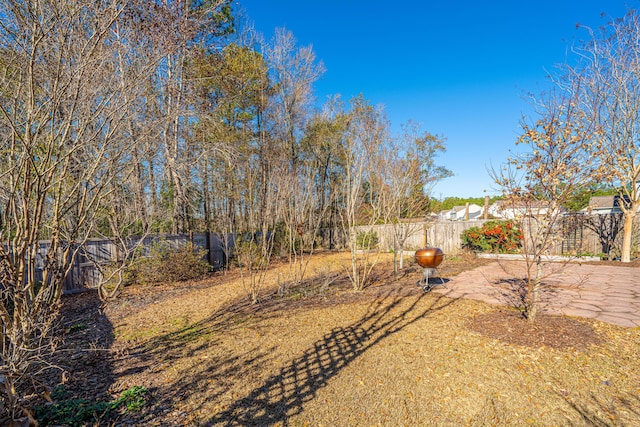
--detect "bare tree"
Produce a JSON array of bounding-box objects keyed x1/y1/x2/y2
[
  {"x1": 264, "y1": 28, "x2": 325, "y2": 183},
  {"x1": 0, "y1": 0, "x2": 235, "y2": 418},
  {"x1": 339, "y1": 96, "x2": 390, "y2": 291},
  {"x1": 493, "y1": 90, "x2": 599, "y2": 322},
  {"x1": 0, "y1": 0, "x2": 159, "y2": 419},
  {"x1": 378, "y1": 121, "x2": 451, "y2": 273},
  {"x1": 144, "y1": 0, "x2": 233, "y2": 233},
  {"x1": 563, "y1": 10, "x2": 640, "y2": 262},
  {"x1": 263, "y1": 28, "x2": 326, "y2": 288},
  {"x1": 301, "y1": 97, "x2": 350, "y2": 250}
]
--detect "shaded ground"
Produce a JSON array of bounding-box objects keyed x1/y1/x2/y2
[
  {"x1": 45, "y1": 251, "x2": 640, "y2": 426},
  {"x1": 45, "y1": 291, "x2": 115, "y2": 401}
]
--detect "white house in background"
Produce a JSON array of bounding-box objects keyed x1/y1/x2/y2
[
  {"x1": 441, "y1": 204, "x2": 483, "y2": 221},
  {"x1": 584, "y1": 195, "x2": 626, "y2": 215},
  {"x1": 488, "y1": 200, "x2": 553, "y2": 220}
]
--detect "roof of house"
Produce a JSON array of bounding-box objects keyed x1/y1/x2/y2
[
  {"x1": 588, "y1": 195, "x2": 624, "y2": 209},
  {"x1": 490, "y1": 200, "x2": 550, "y2": 210},
  {"x1": 451, "y1": 204, "x2": 482, "y2": 212}
]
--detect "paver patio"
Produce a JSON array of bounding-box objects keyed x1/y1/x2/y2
[{"x1": 435, "y1": 261, "x2": 640, "y2": 327}]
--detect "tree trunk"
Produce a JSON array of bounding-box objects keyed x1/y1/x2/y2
[
  {"x1": 621, "y1": 210, "x2": 636, "y2": 263},
  {"x1": 350, "y1": 232, "x2": 360, "y2": 290},
  {"x1": 392, "y1": 237, "x2": 398, "y2": 276},
  {"x1": 527, "y1": 257, "x2": 543, "y2": 323}
]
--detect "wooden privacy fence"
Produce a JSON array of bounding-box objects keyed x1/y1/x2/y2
[
  {"x1": 353, "y1": 220, "x2": 488, "y2": 255},
  {"x1": 352, "y1": 222, "x2": 427, "y2": 251},
  {"x1": 351, "y1": 216, "x2": 636, "y2": 257},
  {"x1": 43, "y1": 214, "x2": 637, "y2": 293},
  {"x1": 425, "y1": 220, "x2": 488, "y2": 254},
  {"x1": 35, "y1": 233, "x2": 229, "y2": 293}
]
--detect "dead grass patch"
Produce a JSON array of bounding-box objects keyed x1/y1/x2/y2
[{"x1": 45, "y1": 251, "x2": 640, "y2": 426}]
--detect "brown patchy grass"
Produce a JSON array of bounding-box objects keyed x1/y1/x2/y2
[{"x1": 50, "y1": 251, "x2": 640, "y2": 426}]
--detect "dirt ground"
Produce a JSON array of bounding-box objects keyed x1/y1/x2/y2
[{"x1": 46, "y1": 251, "x2": 640, "y2": 426}]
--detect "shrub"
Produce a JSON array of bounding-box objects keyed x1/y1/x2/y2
[
  {"x1": 356, "y1": 230, "x2": 379, "y2": 250},
  {"x1": 128, "y1": 242, "x2": 210, "y2": 285},
  {"x1": 232, "y1": 239, "x2": 270, "y2": 269},
  {"x1": 461, "y1": 220, "x2": 522, "y2": 253}
]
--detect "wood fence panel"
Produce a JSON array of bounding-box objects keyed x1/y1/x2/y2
[
  {"x1": 425, "y1": 220, "x2": 488, "y2": 255},
  {"x1": 54, "y1": 234, "x2": 196, "y2": 293},
  {"x1": 353, "y1": 221, "x2": 485, "y2": 255},
  {"x1": 28, "y1": 215, "x2": 640, "y2": 293},
  {"x1": 353, "y1": 223, "x2": 426, "y2": 252},
  {"x1": 193, "y1": 232, "x2": 226, "y2": 270}
]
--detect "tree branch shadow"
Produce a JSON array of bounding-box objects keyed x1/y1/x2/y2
[
  {"x1": 35, "y1": 290, "x2": 117, "y2": 424},
  {"x1": 486, "y1": 260, "x2": 592, "y2": 316},
  {"x1": 203, "y1": 290, "x2": 457, "y2": 426},
  {"x1": 492, "y1": 277, "x2": 557, "y2": 315},
  {"x1": 558, "y1": 389, "x2": 640, "y2": 426}
]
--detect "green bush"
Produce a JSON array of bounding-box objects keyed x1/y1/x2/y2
[
  {"x1": 129, "y1": 242, "x2": 210, "y2": 285},
  {"x1": 270, "y1": 222, "x2": 301, "y2": 257},
  {"x1": 461, "y1": 220, "x2": 523, "y2": 253},
  {"x1": 356, "y1": 230, "x2": 379, "y2": 250},
  {"x1": 232, "y1": 239, "x2": 269, "y2": 269}
]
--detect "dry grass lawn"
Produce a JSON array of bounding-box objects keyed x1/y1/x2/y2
[{"x1": 53, "y1": 251, "x2": 640, "y2": 426}]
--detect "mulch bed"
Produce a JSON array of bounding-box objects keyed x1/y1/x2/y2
[{"x1": 467, "y1": 309, "x2": 602, "y2": 350}]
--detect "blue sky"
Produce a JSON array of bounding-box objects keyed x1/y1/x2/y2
[{"x1": 237, "y1": 0, "x2": 637, "y2": 198}]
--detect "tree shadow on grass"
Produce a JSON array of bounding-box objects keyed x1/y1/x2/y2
[
  {"x1": 55, "y1": 290, "x2": 116, "y2": 399},
  {"x1": 202, "y1": 290, "x2": 457, "y2": 426},
  {"x1": 559, "y1": 390, "x2": 640, "y2": 426},
  {"x1": 35, "y1": 290, "x2": 116, "y2": 425},
  {"x1": 492, "y1": 277, "x2": 562, "y2": 315},
  {"x1": 114, "y1": 274, "x2": 458, "y2": 425},
  {"x1": 113, "y1": 290, "x2": 288, "y2": 415}
]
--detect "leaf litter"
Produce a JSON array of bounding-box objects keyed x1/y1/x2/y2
[{"x1": 46, "y1": 251, "x2": 640, "y2": 426}]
